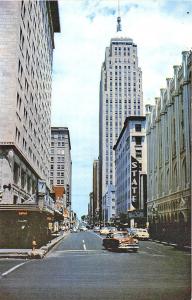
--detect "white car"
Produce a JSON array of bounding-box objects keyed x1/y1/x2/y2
[
  {"x1": 135, "y1": 228, "x2": 149, "y2": 240},
  {"x1": 79, "y1": 226, "x2": 88, "y2": 232},
  {"x1": 93, "y1": 226, "x2": 100, "y2": 233}
]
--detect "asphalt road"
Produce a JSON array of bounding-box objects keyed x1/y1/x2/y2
[{"x1": 0, "y1": 231, "x2": 191, "y2": 300}]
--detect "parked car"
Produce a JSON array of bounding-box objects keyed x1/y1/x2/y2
[
  {"x1": 103, "y1": 231, "x2": 139, "y2": 252},
  {"x1": 100, "y1": 227, "x2": 110, "y2": 235},
  {"x1": 134, "y1": 228, "x2": 149, "y2": 240}
]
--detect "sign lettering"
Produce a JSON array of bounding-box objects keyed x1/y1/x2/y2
[{"x1": 131, "y1": 156, "x2": 141, "y2": 209}]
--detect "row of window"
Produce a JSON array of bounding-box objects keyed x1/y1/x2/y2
[
  {"x1": 50, "y1": 156, "x2": 65, "y2": 162},
  {"x1": 50, "y1": 164, "x2": 64, "y2": 170},
  {"x1": 50, "y1": 172, "x2": 64, "y2": 177},
  {"x1": 50, "y1": 179, "x2": 64, "y2": 185},
  {"x1": 51, "y1": 141, "x2": 65, "y2": 147}
]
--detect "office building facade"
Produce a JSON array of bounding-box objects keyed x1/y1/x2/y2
[
  {"x1": 146, "y1": 51, "x2": 191, "y2": 244},
  {"x1": 114, "y1": 116, "x2": 147, "y2": 226},
  {"x1": 0, "y1": 1, "x2": 60, "y2": 247},
  {"x1": 50, "y1": 127, "x2": 72, "y2": 211},
  {"x1": 0, "y1": 1, "x2": 60, "y2": 204},
  {"x1": 92, "y1": 159, "x2": 100, "y2": 224},
  {"x1": 102, "y1": 184, "x2": 116, "y2": 223}
]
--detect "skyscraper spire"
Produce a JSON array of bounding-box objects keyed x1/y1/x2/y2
[{"x1": 117, "y1": 0, "x2": 122, "y2": 32}]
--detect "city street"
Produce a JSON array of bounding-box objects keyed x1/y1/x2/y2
[{"x1": 0, "y1": 231, "x2": 190, "y2": 300}]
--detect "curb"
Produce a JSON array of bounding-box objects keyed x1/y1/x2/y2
[
  {"x1": 150, "y1": 239, "x2": 191, "y2": 252},
  {"x1": 0, "y1": 233, "x2": 69, "y2": 259},
  {"x1": 28, "y1": 233, "x2": 69, "y2": 259}
]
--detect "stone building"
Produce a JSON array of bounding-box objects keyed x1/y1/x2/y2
[
  {"x1": 0, "y1": 1, "x2": 60, "y2": 248},
  {"x1": 92, "y1": 159, "x2": 100, "y2": 224},
  {"x1": 146, "y1": 51, "x2": 191, "y2": 245},
  {"x1": 99, "y1": 14, "x2": 143, "y2": 221},
  {"x1": 88, "y1": 192, "x2": 93, "y2": 225},
  {"x1": 102, "y1": 185, "x2": 116, "y2": 224},
  {"x1": 114, "y1": 116, "x2": 147, "y2": 227},
  {"x1": 50, "y1": 127, "x2": 72, "y2": 211}
]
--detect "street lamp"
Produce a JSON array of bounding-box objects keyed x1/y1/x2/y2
[{"x1": 152, "y1": 206, "x2": 159, "y2": 238}]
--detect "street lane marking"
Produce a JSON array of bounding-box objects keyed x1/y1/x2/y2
[
  {"x1": 54, "y1": 250, "x2": 100, "y2": 252},
  {"x1": 90, "y1": 232, "x2": 103, "y2": 239},
  {"x1": 1, "y1": 261, "x2": 28, "y2": 278},
  {"x1": 82, "y1": 240, "x2": 87, "y2": 250}
]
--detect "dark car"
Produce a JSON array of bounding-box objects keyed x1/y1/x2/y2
[{"x1": 102, "y1": 231, "x2": 139, "y2": 252}]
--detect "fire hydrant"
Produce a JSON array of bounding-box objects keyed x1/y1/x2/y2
[{"x1": 32, "y1": 239, "x2": 37, "y2": 251}]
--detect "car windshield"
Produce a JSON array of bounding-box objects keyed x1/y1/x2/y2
[{"x1": 113, "y1": 233, "x2": 129, "y2": 238}]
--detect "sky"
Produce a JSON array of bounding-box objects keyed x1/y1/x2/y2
[{"x1": 51, "y1": 0, "x2": 191, "y2": 218}]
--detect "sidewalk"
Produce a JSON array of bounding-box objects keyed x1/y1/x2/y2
[
  {"x1": 0, "y1": 232, "x2": 69, "y2": 259},
  {"x1": 150, "y1": 239, "x2": 191, "y2": 252}
]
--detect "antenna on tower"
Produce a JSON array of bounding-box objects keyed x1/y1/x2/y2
[{"x1": 117, "y1": 0, "x2": 122, "y2": 32}]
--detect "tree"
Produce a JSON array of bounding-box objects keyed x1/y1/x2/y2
[{"x1": 81, "y1": 215, "x2": 87, "y2": 221}]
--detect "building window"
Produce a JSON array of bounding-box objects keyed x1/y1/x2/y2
[
  {"x1": 136, "y1": 150, "x2": 142, "y2": 158},
  {"x1": 135, "y1": 136, "x2": 142, "y2": 145},
  {"x1": 135, "y1": 124, "x2": 141, "y2": 131}
]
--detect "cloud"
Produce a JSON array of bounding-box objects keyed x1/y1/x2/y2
[{"x1": 52, "y1": 0, "x2": 191, "y2": 217}]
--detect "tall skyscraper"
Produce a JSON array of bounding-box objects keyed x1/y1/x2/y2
[
  {"x1": 0, "y1": 1, "x2": 60, "y2": 247},
  {"x1": 50, "y1": 127, "x2": 72, "y2": 211},
  {"x1": 99, "y1": 12, "x2": 143, "y2": 208},
  {"x1": 0, "y1": 1, "x2": 60, "y2": 204}
]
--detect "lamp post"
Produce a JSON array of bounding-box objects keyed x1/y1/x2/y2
[
  {"x1": 152, "y1": 207, "x2": 159, "y2": 238},
  {"x1": 103, "y1": 198, "x2": 105, "y2": 227}
]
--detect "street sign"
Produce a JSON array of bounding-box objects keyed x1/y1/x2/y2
[{"x1": 128, "y1": 210, "x2": 144, "y2": 218}]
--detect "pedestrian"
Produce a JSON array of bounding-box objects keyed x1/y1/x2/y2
[{"x1": 32, "y1": 237, "x2": 37, "y2": 251}]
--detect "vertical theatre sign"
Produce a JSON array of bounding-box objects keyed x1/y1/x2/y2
[
  {"x1": 38, "y1": 180, "x2": 46, "y2": 211},
  {"x1": 131, "y1": 156, "x2": 141, "y2": 209}
]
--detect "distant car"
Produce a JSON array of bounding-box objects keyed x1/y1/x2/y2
[
  {"x1": 100, "y1": 227, "x2": 110, "y2": 235},
  {"x1": 79, "y1": 226, "x2": 88, "y2": 232},
  {"x1": 103, "y1": 231, "x2": 139, "y2": 252},
  {"x1": 135, "y1": 228, "x2": 149, "y2": 240},
  {"x1": 108, "y1": 227, "x2": 117, "y2": 233},
  {"x1": 123, "y1": 227, "x2": 136, "y2": 236},
  {"x1": 93, "y1": 226, "x2": 100, "y2": 233},
  {"x1": 71, "y1": 227, "x2": 78, "y2": 233}
]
